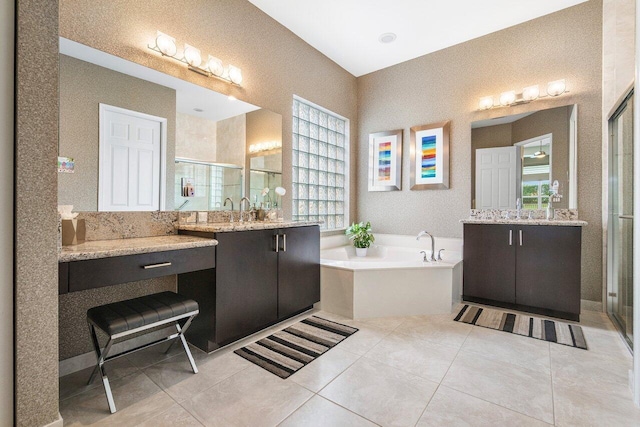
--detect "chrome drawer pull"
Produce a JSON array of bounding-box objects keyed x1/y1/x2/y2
[
  {"x1": 143, "y1": 262, "x2": 172, "y2": 269},
  {"x1": 275, "y1": 234, "x2": 280, "y2": 253},
  {"x1": 282, "y1": 234, "x2": 287, "y2": 252},
  {"x1": 509, "y1": 230, "x2": 513, "y2": 246},
  {"x1": 519, "y1": 230, "x2": 523, "y2": 246}
]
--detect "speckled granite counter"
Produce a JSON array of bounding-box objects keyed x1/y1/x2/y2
[
  {"x1": 59, "y1": 235, "x2": 218, "y2": 262},
  {"x1": 177, "y1": 220, "x2": 322, "y2": 233},
  {"x1": 460, "y1": 218, "x2": 587, "y2": 226}
]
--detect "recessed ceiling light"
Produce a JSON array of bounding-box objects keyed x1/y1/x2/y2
[
  {"x1": 379, "y1": 32, "x2": 397, "y2": 44},
  {"x1": 193, "y1": 108, "x2": 204, "y2": 112}
]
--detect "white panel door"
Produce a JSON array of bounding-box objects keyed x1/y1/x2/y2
[
  {"x1": 99, "y1": 105, "x2": 166, "y2": 211},
  {"x1": 475, "y1": 146, "x2": 521, "y2": 209}
]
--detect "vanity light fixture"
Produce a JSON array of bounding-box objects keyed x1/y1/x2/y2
[
  {"x1": 249, "y1": 141, "x2": 282, "y2": 154},
  {"x1": 148, "y1": 31, "x2": 243, "y2": 86},
  {"x1": 478, "y1": 79, "x2": 568, "y2": 111}
]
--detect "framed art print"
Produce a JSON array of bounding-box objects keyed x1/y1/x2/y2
[
  {"x1": 368, "y1": 129, "x2": 402, "y2": 191},
  {"x1": 410, "y1": 121, "x2": 450, "y2": 190}
]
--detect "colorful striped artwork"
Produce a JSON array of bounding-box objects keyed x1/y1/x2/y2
[
  {"x1": 377, "y1": 141, "x2": 392, "y2": 181},
  {"x1": 421, "y1": 135, "x2": 437, "y2": 179}
]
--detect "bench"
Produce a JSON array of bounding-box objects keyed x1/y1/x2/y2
[{"x1": 86, "y1": 291, "x2": 199, "y2": 413}]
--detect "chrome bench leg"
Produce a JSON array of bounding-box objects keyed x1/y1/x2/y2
[
  {"x1": 177, "y1": 315, "x2": 198, "y2": 374},
  {"x1": 88, "y1": 322, "x2": 117, "y2": 413}
]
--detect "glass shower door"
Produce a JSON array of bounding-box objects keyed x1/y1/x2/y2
[{"x1": 608, "y1": 90, "x2": 634, "y2": 348}]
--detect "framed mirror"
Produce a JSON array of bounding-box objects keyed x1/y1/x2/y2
[
  {"x1": 58, "y1": 37, "x2": 282, "y2": 212},
  {"x1": 471, "y1": 104, "x2": 577, "y2": 210}
]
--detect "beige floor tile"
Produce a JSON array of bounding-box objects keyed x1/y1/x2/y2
[
  {"x1": 352, "y1": 315, "x2": 407, "y2": 332},
  {"x1": 288, "y1": 347, "x2": 360, "y2": 392},
  {"x1": 364, "y1": 332, "x2": 459, "y2": 383},
  {"x1": 554, "y1": 382, "x2": 640, "y2": 426},
  {"x1": 319, "y1": 357, "x2": 438, "y2": 427},
  {"x1": 460, "y1": 326, "x2": 551, "y2": 374},
  {"x1": 394, "y1": 314, "x2": 473, "y2": 348},
  {"x1": 181, "y1": 364, "x2": 313, "y2": 427},
  {"x1": 442, "y1": 351, "x2": 554, "y2": 424},
  {"x1": 60, "y1": 356, "x2": 139, "y2": 401},
  {"x1": 579, "y1": 326, "x2": 631, "y2": 358},
  {"x1": 125, "y1": 341, "x2": 205, "y2": 370},
  {"x1": 135, "y1": 403, "x2": 204, "y2": 427},
  {"x1": 278, "y1": 395, "x2": 377, "y2": 427},
  {"x1": 551, "y1": 343, "x2": 631, "y2": 390},
  {"x1": 332, "y1": 324, "x2": 389, "y2": 356},
  {"x1": 144, "y1": 351, "x2": 253, "y2": 402},
  {"x1": 60, "y1": 372, "x2": 175, "y2": 427},
  {"x1": 416, "y1": 385, "x2": 549, "y2": 426}
]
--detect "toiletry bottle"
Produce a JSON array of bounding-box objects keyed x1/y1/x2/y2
[{"x1": 546, "y1": 199, "x2": 554, "y2": 220}]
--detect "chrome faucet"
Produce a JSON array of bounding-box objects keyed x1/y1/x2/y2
[
  {"x1": 239, "y1": 197, "x2": 251, "y2": 223},
  {"x1": 416, "y1": 231, "x2": 436, "y2": 262},
  {"x1": 516, "y1": 198, "x2": 522, "y2": 220},
  {"x1": 224, "y1": 197, "x2": 234, "y2": 222},
  {"x1": 437, "y1": 249, "x2": 445, "y2": 261}
]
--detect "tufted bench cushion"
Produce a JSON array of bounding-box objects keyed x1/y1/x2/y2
[{"x1": 87, "y1": 291, "x2": 199, "y2": 336}]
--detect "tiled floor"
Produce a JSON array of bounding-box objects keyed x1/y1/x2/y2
[{"x1": 59, "y1": 305, "x2": 640, "y2": 426}]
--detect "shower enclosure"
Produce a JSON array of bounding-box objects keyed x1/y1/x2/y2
[{"x1": 608, "y1": 89, "x2": 634, "y2": 349}]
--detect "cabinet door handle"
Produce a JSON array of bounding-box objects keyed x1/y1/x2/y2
[
  {"x1": 282, "y1": 234, "x2": 287, "y2": 252},
  {"x1": 275, "y1": 234, "x2": 280, "y2": 253},
  {"x1": 509, "y1": 230, "x2": 513, "y2": 246},
  {"x1": 519, "y1": 230, "x2": 523, "y2": 246},
  {"x1": 143, "y1": 262, "x2": 172, "y2": 269}
]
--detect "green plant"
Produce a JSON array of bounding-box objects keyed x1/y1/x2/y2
[{"x1": 345, "y1": 221, "x2": 375, "y2": 249}]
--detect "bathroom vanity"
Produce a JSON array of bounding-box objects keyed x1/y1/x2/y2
[
  {"x1": 178, "y1": 222, "x2": 320, "y2": 352},
  {"x1": 462, "y1": 219, "x2": 586, "y2": 321}
]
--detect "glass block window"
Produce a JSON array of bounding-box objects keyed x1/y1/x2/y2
[{"x1": 292, "y1": 97, "x2": 349, "y2": 231}]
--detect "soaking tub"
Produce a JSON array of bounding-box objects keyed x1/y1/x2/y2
[{"x1": 320, "y1": 234, "x2": 463, "y2": 319}]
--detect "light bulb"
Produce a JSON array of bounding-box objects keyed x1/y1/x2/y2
[
  {"x1": 478, "y1": 96, "x2": 494, "y2": 110},
  {"x1": 183, "y1": 44, "x2": 202, "y2": 67},
  {"x1": 522, "y1": 85, "x2": 540, "y2": 101},
  {"x1": 547, "y1": 79, "x2": 566, "y2": 96},
  {"x1": 499, "y1": 91, "x2": 516, "y2": 106},
  {"x1": 155, "y1": 32, "x2": 177, "y2": 57},
  {"x1": 207, "y1": 56, "x2": 224, "y2": 76},
  {"x1": 228, "y1": 65, "x2": 243, "y2": 85}
]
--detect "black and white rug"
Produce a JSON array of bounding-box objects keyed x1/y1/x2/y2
[
  {"x1": 454, "y1": 304, "x2": 587, "y2": 350},
  {"x1": 234, "y1": 316, "x2": 359, "y2": 378}
]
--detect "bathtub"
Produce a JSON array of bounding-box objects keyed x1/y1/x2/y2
[{"x1": 319, "y1": 234, "x2": 463, "y2": 319}]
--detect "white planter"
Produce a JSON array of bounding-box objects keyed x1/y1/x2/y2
[{"x1": 355, "y1": 247, "x2": 368, "y2": 257}]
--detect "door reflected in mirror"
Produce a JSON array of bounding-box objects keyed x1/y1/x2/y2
[{"x1": 471, "y1": 104, "x2": 577, "y2": 210}]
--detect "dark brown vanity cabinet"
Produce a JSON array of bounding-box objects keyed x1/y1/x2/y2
[
  {"x1": 179, "y1": 225, "x2": 320, "y2": 352},
  {"x1": 463, "y1": 223, "x2": 582, "y2": 320}
]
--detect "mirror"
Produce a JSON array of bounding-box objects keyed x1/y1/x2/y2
[
  {"x1": 471, "y1": 104, "x2": 577, "y2": 210},
  {"x1": 57, "y1": 37, "x2": 282, "y2": 211}
]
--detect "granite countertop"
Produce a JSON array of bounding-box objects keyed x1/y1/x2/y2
[
  {"x1": 59, "y1": 235, "x2": 218, "y2": 262},
  {"x1": 177, "y1": 220, "x2": 322, "y2": 233},
  {"x1": 460, "y1": 218, "x2": 588, "y2": 227}
]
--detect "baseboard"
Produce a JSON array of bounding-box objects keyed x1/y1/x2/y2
[
  {"x1": 42, "y1": 413, "x2": 63, "y2": 427},
  {"x1": 59, "y1": 325, "x2": 174, "y2": 377},
  {"x1": 581, "y1": 299, "x2": 603, "y2": 312}
]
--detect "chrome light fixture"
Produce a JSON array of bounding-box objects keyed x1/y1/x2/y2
[
  {"x1": 478, "y1": 79, "x2": 568, "y2": 111},
  {"x1": 148, "y1": 31, "x2": 243, "y2": 86}
]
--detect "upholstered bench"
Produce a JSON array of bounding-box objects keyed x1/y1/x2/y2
[{"x1": 87, "y1": 291, "x2": 199, "y2": 413}]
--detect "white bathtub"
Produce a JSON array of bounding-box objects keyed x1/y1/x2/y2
[{"x1": 319, "y1": 234, "x2": 463, "y2": 319}]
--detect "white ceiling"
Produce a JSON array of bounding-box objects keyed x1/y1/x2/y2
[
  {"x1": 249, "y1": 0, "x2": 588, "y2": 77},
  {"x1": 60, "y1": 38, "x2": 260, "y2": 123}
]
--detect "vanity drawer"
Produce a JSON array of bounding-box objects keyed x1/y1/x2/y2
[{"x1": 66, "y1": 246, "x2": 216, "y2": 292}]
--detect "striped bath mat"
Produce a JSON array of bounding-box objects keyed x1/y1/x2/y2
[
  {"x1": 455, "y1": 304, "x2": 587, "y2": 350},
  {"x1": 234, "y1": 316, "x2": 359, "y2": 378}
]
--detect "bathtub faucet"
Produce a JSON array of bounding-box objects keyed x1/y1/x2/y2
[{"x1": 416, "y1": 231, "x2": 436, "y2": 262}]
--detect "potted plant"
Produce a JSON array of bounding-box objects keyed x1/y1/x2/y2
[{"x1": 346, "y1": 221, "x2": 375, "y2": 257}]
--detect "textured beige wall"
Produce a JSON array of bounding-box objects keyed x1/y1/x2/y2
[
  {"x1": 216, "y1": 114, "x2": 247, "y2": 167},
  {"x1": 15, "y1": 0, "x2": 60, "y2": 425},
  {"x1": 176, "y1": 112, "x2": 218, "y2": 161},
  {"x1": 357, "y1": 1, "x2": 603, "y2": 302},
  {"x1": 59, "y1": 0, "x2": 359, "y2": 223},
  {"x1": 0, "y1": 0, "x2": 13, "y2": 423},
  {"x1": 58, "y1": 55, "x2": 177, "y2": 211}
]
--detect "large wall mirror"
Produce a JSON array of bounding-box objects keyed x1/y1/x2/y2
[
  {"x1": 471, "y1": 104, "x2": 577, "y2": 210},
  {"x1": 58, "y1": 38, "x2": 282, "y2": 212}
]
